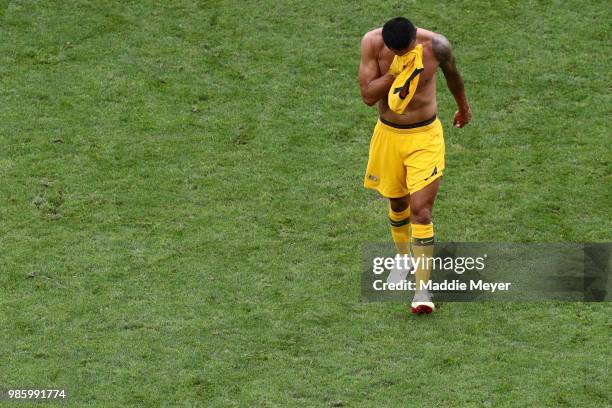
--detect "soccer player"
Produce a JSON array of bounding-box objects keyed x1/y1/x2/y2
[{"x1": 358, "y1": 17, "x2": 471, "y2": 314}]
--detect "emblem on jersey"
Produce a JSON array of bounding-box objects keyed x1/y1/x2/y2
[{"x1": 393, "y1": 67, "x2": 424, "y2": 99}]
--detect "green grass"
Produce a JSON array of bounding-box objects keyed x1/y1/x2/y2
[{"x1": 1, "y1": 0, "x2": 610, "y2": 406}]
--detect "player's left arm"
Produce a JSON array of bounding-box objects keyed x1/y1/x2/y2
[{"x1": 433, "y1": 34, "x2": 472, "y2": 128}]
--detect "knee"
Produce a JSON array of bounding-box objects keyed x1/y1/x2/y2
[
  {"x1": 411, "y1": 206, "x2": 432, "y2": 224},
  {"x1": 389, "y1": 196, "x2": 409, "y2": 213}
]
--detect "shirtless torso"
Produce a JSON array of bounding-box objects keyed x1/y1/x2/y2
[{"x1": 359, "y1": 27, "x2": 471, "y2": 127}]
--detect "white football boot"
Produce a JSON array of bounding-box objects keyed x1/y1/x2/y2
[{"x1": 411, "y1": 289, "x2": 435, "y2": 315}]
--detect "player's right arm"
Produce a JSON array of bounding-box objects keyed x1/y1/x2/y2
[{"x1": 358, "y1": 33, "x2": 395, "y2": 106}]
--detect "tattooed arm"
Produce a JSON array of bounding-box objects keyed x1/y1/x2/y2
[{"x1": 433, "y1": 34, "x2": 472, "y2": 128}]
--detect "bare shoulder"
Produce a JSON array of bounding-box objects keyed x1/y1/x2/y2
[
  {"x1": 415, "y1": 27, "x2": 435, "y2": 45},
  {"x1": 361, "y1": 28, "x2": 383, "y2": 53},
  {"x1": 414, "y1": 28, "x2": 451, "y2": 61},
  {"x1": 362, "y1": 27, "x2": 383, "y2": 41}
]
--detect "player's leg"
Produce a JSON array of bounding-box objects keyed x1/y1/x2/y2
[
  {"x1": 388, "y1": 195, "x2": 411, "y2": 255},
  {"x1": 402, "y1": 118, "x2": 444, "y2": 314},
  {"x1": 386, "y1": 195, "x2": 413, "y2": 283},
  {"x1": 410, "y1": 178, "x2": 440, "y2": 313},
  {"x1": 363, "y1": 120, "x2": 413, "y2": 281}
]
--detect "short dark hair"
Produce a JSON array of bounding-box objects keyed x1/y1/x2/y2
[{"x1": 382, "y1": 17, "x2": 416, "y2": 51}]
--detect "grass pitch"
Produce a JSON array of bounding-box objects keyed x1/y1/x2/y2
[{"x1": 0, "y1": 1, "x2": 610, "y2": 406}]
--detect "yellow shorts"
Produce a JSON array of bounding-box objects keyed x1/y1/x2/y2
[{"x1": 363, "y1": 115, "x2": 445, "y2": 198}]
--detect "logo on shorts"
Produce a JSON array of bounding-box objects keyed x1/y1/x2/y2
[
  {"x1": 424, "y1": 167, "x2": 437, "y2": 181},
  {"x1": 368, "y1": 174, "x2": 379, "y2": 182}
]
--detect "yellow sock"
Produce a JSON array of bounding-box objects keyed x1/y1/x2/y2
[
  {"x1": 389, "y1": 206, "x2": 411, "y2": 255},
  {"x1": 411, "y1": 223, "x2": 434, "y2": 292}
]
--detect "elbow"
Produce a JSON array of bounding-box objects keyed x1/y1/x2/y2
[{"x1": 361, "y1": 94, "x2": 377, "y2": 106}]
